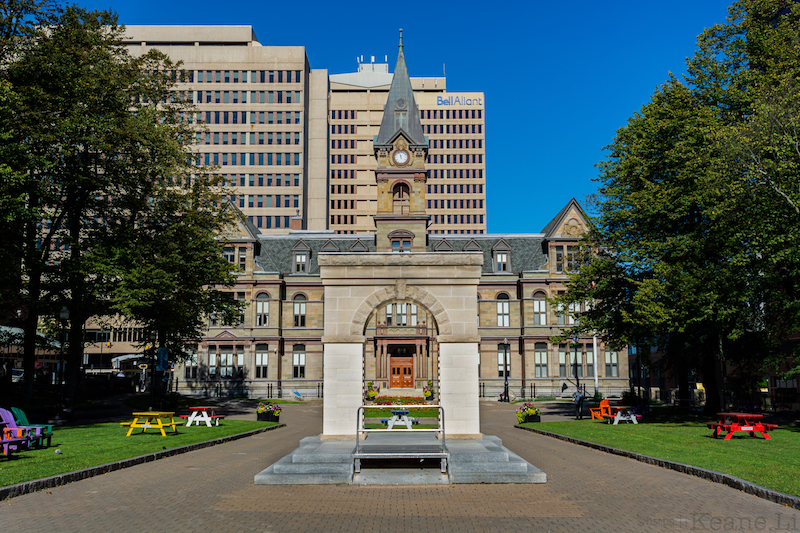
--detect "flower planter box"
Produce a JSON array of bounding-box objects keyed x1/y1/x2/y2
[
  {"x1": 257, "y1": 412, "x2": 280, "y2": 422},
  {"x1": 523, "y1": 414, "x2": 540, "y2": 423}
]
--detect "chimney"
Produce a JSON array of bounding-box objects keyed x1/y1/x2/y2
[{"x1": 290, "y1": 209, "x2": 303, "y2": 231}]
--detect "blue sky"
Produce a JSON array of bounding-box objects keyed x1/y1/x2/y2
[{"x1": 82, "y1": 0, "x2": 734, "y2": 233}]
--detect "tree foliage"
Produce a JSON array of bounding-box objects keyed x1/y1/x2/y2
[
  {"x1": 1, "y1": 5, "x2": 236, "y2": 400},
  {"x1": 555, "y1": 0, "x2": 800, "y2": 410}
]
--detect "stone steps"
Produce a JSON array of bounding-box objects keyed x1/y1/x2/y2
[
  {"x1": 254, "y1": 433, "x2": 546, "y2": 485},
  {"x1": 254, "y1": 437, "x2": 354, "y2": 485}
]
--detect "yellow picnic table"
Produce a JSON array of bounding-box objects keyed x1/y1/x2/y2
[{"x1": 121, "y1": 411, "x2": 181, "y2": 437}]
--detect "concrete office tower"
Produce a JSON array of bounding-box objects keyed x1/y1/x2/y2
[
  {"x1": 123, "y1": 26, "x2": 486, "y2": 235},
  {"x1": 122, "y1": 26, "x2": 330, "y2": 233}
]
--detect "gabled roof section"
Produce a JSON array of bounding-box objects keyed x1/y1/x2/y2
[
  {"x1": 291, "y1": 239, "x2": 311, "y2": 252},
  {"x1": 349, "y1": 239, "x2": 369, "y2": 252},
  {"x1": 320, "y1": 239, "x2": 340, "y2": 252},
  {"x1": 206, "y1": 330, "x2": 242, "y2": 341},
  {"x1": 491, "y1": 238, "x2": 511, "y2": 252},
  {"x1": 374, "y1": 30, "x2": 427, "y2": 149},
  {"x1": 541, "y1": 198, "x2": 590, "y2": 239},
  {"x1": 218, "y1": 201, "x2": 260, "y2": 241},
  {"x1": 433, "y1": 239, "x2": 453, "y2": 252},
  {"x1": 463, "y1": 238, "x2": 483, "y2": 252}
]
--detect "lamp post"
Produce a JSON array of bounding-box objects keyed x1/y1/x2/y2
[
  {"x1": 57, "y1": 306, "x2": 69, "y2": 419},
  {"x1": 503, "y1": 337, "x2": 509, "y2": 403}
]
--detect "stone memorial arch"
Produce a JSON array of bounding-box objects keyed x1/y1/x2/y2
[{"x1": 319, "y1": 252, "x2": 483, "y2": 439}]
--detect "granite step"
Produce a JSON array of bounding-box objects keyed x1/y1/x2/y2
[{"x1": 254, "y1": 462, "x2": 353, "y2": 485}]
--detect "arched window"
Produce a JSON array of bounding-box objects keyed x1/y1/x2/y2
[
  {"x1": 533, "y1": 291, "x2": 546, "y2": 325},
  {"x1": 293, "y1": 294, "x2": 307, "y2": 327},
  {"x1": 392, "y1": 182, "x2": 410, "y2": 215},
  {"x1": 496, "y1": 293, "x2": 510, "y2": 327},
  {"x1": 388, "y1": 229, "x2": 414, "y2": 253},
  {"x1": 256, "y1": 293, "x2": 270, "y2": 326}
]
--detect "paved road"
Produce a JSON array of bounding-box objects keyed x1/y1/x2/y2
[{"x1": 5, "y1": 401, "x2": 799, "y2": 532}]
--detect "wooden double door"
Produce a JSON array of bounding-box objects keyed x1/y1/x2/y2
[{"x1": 390, "y1": 357, "x2": 414, "y2": 388}]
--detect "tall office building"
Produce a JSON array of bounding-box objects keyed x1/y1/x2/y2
[{"x1": 122, "y1": 26, "x2": 487, "y2": 235}]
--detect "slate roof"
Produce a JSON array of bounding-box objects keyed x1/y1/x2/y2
[
  {"x1": 373, "y1": 32, "x2": 427, "y2": 149},
  {"x1": 256, "y1": 235, "x2": 377, "y2": 275},
  {"x1": 426, "y1": 236, "x2": 548, "y2": 274},
  {"x1": 254, "y1": 233, "x2": 547, "y2": 275}
]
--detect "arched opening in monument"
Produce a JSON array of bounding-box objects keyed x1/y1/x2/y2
[{"x1": 366, "y1": 299, "x2": 438, "y2": 391}]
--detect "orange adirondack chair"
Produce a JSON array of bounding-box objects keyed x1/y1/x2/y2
[{"x1": 590, "y1": 399, "x2": 611, "y2": 420}]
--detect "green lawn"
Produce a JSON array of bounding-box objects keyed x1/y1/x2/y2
[
  {"x1": 521, "y1": 411, "x2": 800, "y2": 496},
  {"x1": 0, "y1": 420, "x2": 276, "y2": 488}
]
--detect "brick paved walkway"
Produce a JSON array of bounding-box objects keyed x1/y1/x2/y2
[{"x1": 4, "y1": 401, "x2": 800, "y2": 532}]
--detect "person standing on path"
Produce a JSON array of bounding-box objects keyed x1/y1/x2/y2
[{"x1": 572, "y1": 387, "x2": 586, "y2": 420}]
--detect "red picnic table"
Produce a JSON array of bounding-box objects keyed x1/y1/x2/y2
[{"x1": 706, "y1": 412, "x2": 777, "y2": 440}]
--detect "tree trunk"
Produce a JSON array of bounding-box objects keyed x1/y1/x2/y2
[
  {"x1": 21, "y1": 214, "x2": 43, "y2": 403},
  {"x1": 702, "y1": 351, "x2": 722, "y2": 414}
]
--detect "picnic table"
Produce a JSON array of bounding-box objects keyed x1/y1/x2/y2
[
  {"x1": 381, "y1": 410, "x2": 417, "y2": 430},
  {"x1": 182, "y1": 406, "x2": 223, "y2": 427},
  {"x1": 121, "y1": 411, "x2": 181, "y2": 437},
  {"x1": 603, "y1": 405, "x2": 639, "y2": 425},
  {"x1": 707, "y1": 412, "x2": 777, "y2": 440}
]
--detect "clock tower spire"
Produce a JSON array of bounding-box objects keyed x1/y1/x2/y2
[{"x1": 373, "y1": 30, "x2": 429, "y2": 252}]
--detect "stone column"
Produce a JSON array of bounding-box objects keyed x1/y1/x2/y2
[
  {"x1": 439, "y1": 341, "x2": 481, "y2": 438},
  {"x1": 322, "y1": 342, "x2": 363, "y2": 439}
]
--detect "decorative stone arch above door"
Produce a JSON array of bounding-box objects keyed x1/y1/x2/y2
[{"x1": 349, "y1": 283, "x2": 452, "y2": 336}]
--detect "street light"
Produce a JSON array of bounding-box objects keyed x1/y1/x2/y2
[
  {"x1": 503, "y1": 337, "x2": 509, "y2": 403},
  {"x1": 57, "y1": 306, "x2": 69, "y2": 419}
]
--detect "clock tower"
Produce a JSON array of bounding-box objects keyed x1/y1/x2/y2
[{"x1": 373, "y1": 30, "x2": 429, "y2": 252}]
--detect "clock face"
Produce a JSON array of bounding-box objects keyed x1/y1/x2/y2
[{"x1": 393, "y1": 150, "x2": 409, "y2": 165}]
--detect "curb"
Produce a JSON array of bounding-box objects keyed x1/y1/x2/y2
[
  {"x1": 0, "y1": 423, "x2": 285, "y2": 500},
  {"x1": 516, "y1": 424, "x2": 800, "y2": 511}
]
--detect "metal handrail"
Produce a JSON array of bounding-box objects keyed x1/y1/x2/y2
[{"x1": 355, "y1": 404, "x2": 446, "y2": 456}]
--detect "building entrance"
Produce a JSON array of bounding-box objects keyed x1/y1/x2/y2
[{"x1": 390, "y1": 357, "x2": 414, "y2": 388}]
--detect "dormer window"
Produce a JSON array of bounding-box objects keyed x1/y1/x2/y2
[
  {"x1": 492, "y1": 239, "x2": 511, "y2": 272},
  {"x1": 291, "y1": 240, "x2": 311, "y2": 273},
  {"x1": 496, "y1": 252, "x2": 508, "y2": 272},
  {"x1": 392, "y1": 240, "x2": 411, "y2": 252},
  {"x1": 294, "y1": 253, "x2": 307, "y2": 273},
  {"x1": 388, "y1": 229, "x2": 414, "y2": 253}
]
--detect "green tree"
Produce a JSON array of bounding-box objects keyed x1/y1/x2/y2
[
  {"x1": 3, "y1": 6, "x2": 232, "y2": 401},
  {"x1": 98, "y1": 183, "x2": 241, "y2": 404},
  {"x1": 553, "y1": 78, "x2": 748, "y2": 412},
  {"x1": 557, "y1": 0, "x2": 800, "y2": 410}
]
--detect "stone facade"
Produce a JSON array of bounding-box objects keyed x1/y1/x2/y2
[{"x1": 173, "y1": 204, "x2": 630, "y2": 404}]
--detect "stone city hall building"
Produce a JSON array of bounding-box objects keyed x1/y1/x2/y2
[
  {"x1": 153, "y1": 31, "x2": 628, "y2": 402},
  {"x1": 74, "y1": 27, "x2": 630, "y2": 400}
]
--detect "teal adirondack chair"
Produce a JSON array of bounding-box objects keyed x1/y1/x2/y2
[{"x1": 10, "y1": 407, "x2": 53, "y2": 448}]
